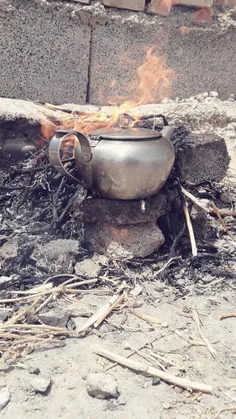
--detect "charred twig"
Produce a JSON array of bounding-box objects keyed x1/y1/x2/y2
[
  {"x1": 220, "y1": 313, "x2": 236, "y2": 320},
  {"x1": 57, "y1": 188, "x2": 79, "y2": 224}
]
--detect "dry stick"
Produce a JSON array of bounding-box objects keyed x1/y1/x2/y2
[
  {"x1": 0, "y1": 278, "x2": 99, "y2": 304},
  {"x1": 105, "y1": 332, "x2": 170, "y2": 372},
  {"x1": 76, "y1": 293, "x2": 125, "y2": 334},
  {"x1": 214, "y1": 406, "x2": 236, "y2": 419},
  {"x1": 181, "y1": 186, "x2": 234, "y2": 240},
  {"x1": 34, "y1": 294, "x2": 54, "y2": 315},
  {"x1": 192, "y1": 308, "x2": 217, "y2": 359},
  {"x1": 181, "y1": 186, "x2": 209, "y2": 212},
  {"x1": 125, "y1": 343, "x2": 166, "y2": 371},
  {"x1": 94, "y1": 293, "x2": 126, "y2": 328},
  {"x1": 0, "y1": 333, "x2": 23, "y2": 340},
  {"x1": 220, "y1": 312, "x2": 236, "y2": 320},
  {"x1": 154, "y1": 257, "x2": 181, "y2": 276},
  {"x1": 149, "y1": 351, "x2": 183, "y2": 370},
  {"x1": 174, "y1": 330, "x2": 210, "y2": 347},
  {"x1": 129, "y1": 309, "x2": 161, "y2": 325},
  {"x1": 0, "y1": 323, "x2": 73, "y2": 333},
  {"x1": 5, "y1": 295, "x2": 43, "y2": 326},
  {"x1": 93, "y1": 345, "x2": 213, "y2": 394},
  {"x1": 182, "y1": 198, "x2": 198, "y2": 257}
]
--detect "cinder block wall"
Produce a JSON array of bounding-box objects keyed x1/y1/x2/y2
[{"x1": 0, "y1": 0, "x2": 236, "y2": 105}]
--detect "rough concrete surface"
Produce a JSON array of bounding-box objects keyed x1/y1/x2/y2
[
  {"x1": 89, "y1": 17, "x2": 236, "y2": 104},
  {"x1": 0, "y1": 0, "x2": 91, "y2": 104},
  {"x1": 1, "y1": 1, "x2": 236, "y2": 104},
  {"x1": 176, "y1": 132, "x2": 230, "y2": 184},
  {"x1": 74, "y1": 192, "x2": 167, "y2": 224}
]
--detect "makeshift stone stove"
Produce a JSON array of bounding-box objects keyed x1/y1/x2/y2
[{"x1": 72, "y1": 130, "x2": 230, "y2": 258}]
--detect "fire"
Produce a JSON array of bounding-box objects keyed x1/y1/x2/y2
[{"x1": 40, "y1": 47, "x2": 175, "y2": 141}]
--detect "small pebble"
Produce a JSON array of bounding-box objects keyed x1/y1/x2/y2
[
  {"x1": 152, "y1": 377, "x2": 161, "y2": 386},
  {"x1": 163, "y1": 402, "x2": 171, "y2": 410},
  {"x1": 228, "y1": 93, "x2": 235, "y2": 101},
  {"x1": 29, "y1": 367, "x2": 40, "y2": 375},
  {"x1": 0, "y1": 387, "x2": 10, "y2": 411},
  {"x1": 175, "y1": 386, "x2": 184, "y2": 394}
]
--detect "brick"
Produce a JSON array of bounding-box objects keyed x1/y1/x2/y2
[
  {"x1": 175, "y1": 0, "x2": 213, "y2": 7},
  {"x1": 147, "y1": 0, "x2": 172, "y2": 16},
  {"x1": 102, "y1": 0, "x2": 145, "y2": 12}
]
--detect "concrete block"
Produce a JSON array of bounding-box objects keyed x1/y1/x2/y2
[
  {"x1": 102, "y1": 0, "x2": 145, "y2": 12},
  {"x1": 73, "y1": 192, "x2": 168, "y2": 224},
  {"x1": 0, "y1": 0, "x2": 91, "y2": 104},
  {"x1": 84, "y1": 221, "x2": 165, "y2": 258},
  {"x1": 89, "y1": 13, "x2": 236, "y2": 104},
  {"x1": 89, "y1": 23, "x2": 163, "y2": 104},
  {"x1": 176, "y1": 133, "x2": 230, "y2": 184}
]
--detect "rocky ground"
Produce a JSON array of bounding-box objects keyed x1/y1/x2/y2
[{"x1": 0, "y1": 93, "x2": 236, "y2": 418}]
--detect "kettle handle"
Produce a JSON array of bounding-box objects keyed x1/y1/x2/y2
[
  {"x1": 49, "y1": 130, "x2": 93, "y2": 188},
  {"x1": 161, "y1": 126, "x2": 175, "y2": 142}
]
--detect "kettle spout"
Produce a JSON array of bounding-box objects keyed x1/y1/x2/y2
[{"x1": 161, "y1": 126, "x2": 175, "y2": 142}]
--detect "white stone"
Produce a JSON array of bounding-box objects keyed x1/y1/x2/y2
[
  {"x1": 209, "y1": 91, "x2": 219, "y2": 98},
  {"x1": 31, "y1": 376, "x2": 51, "y2": 394},
  {"x1": 86, "y1": 373, "x2": 119, "y2": 399},
  {"x1": 0, "y1": 387, "x2": 10, "y2": 411}
]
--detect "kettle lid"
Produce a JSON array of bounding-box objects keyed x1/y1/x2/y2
[{"x1": 90, "y1": 126, "x2": 162, "y2": 141}]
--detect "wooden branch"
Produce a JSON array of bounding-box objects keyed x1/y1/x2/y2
[
  {"x1": 129, "y1": 309, "x2": 161, "y2": 325},
  {"x1": 220, "y1": 312, "x2": 236, "y2": 320},
  {"x1": 93, "y1": 345, "x2": 213, "y2": 394},
  {"x1": 76, "y1": 293, "x2": 125, "y2": 334},
  {"x1": 94, "y1": 293, "x2": 125, "y2": 328},
  {"x1": 192, "y1": 308, "x2": 217, "y2": 359},
  {"x1": 214, "y1": 406, "x2": 236, "y2": 419}
]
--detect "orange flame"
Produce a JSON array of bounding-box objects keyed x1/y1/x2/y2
[{"x1": 40, "y1": 47, "x2": 175, "y2": 140}]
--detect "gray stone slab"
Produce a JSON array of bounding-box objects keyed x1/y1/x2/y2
[
  {"x1": 0, "y1": 0, "x2": 91, "y2": 104},
  {"x1": 73, "y1": 192, "x2": 168, "y2": 224}
]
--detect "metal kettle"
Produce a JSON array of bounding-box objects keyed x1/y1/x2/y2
[{"x1": 49, "y1": 114, "x2": 175, "y2": 200}]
